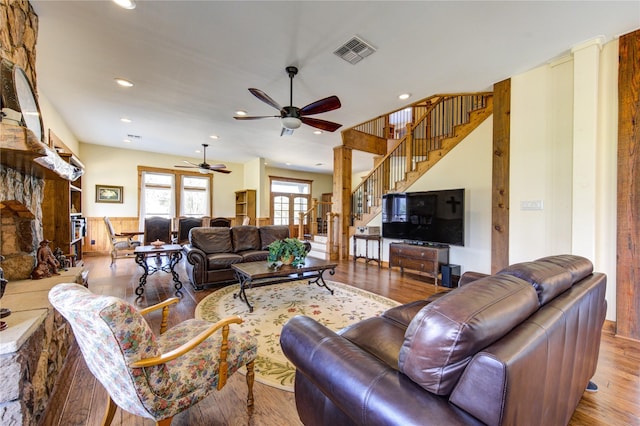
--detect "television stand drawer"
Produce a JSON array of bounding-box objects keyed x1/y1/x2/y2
[{"x1": 389, "y1": 243, "x2": 449, "y2": 286}]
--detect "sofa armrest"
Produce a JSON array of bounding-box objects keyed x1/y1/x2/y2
[
  {"x1": 458, "y1": 271, "x2": 490, "y2": 286},
  {"x1": 183, "y1": 244, "x2": 205, "y2": 264},
  {"x1": 281, "y1": 316, "x2": 482, "y2": 426}
]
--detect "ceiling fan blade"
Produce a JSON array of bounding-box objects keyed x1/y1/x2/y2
[
  {"x1": 300, "y1": 117, "x2": 342, "y2": 132},
  {"x1": 300, "y1": 96, "x2": 341, "y2": 116},
  {"x1": 248, "y1": 88, "x2": 283, "y2": 111},
  {"x1": 207, "y1": 164, "x2": 227, "y2": 169},
  {"x1": 234, "y1": 115, "x2": 280, "y2": 120},
  {"x1": 175, "y1": 164, "x2": 199, "y2": 168},
  {"x1": 211, "y1": 168, "x2": 232, "y2": 174}
]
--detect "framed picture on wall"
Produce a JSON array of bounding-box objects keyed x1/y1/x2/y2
[{"x1": 96, "y1": 185, "x2": 123, "y2": 203}]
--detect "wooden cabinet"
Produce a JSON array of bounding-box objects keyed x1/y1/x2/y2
[
  {"x1": 42, "y1": 152, "x2": 85, "y2": 264},
  {"x1": 389, "y1": 242, "x2": 449, "y2": 286},
  {"x1": 235, "y1": 189, "x2": 256, "y2": 226}
]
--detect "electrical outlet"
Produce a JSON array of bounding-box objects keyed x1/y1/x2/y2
[{"x1": 520, "y1": 200, "x2": 543, "y2": 211}]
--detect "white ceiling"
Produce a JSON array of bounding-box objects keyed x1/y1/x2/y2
[{"x1": 30, "y1": 1, "x2": 639, "y2": 174}]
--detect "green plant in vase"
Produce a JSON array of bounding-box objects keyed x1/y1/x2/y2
[{"x1": 268, "y1": 238, "x2": 307, "y2": 267}]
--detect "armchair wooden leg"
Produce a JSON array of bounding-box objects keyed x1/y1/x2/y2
[
  {"x1": 246, "y1": 360, "x2": 255, "y2": 407},
  {"x1": 156, "y1": 417, "x2": 173, "y2": 426},
  {"x1": 101, "y1": 395, "x2": 118, "y2": 426}
]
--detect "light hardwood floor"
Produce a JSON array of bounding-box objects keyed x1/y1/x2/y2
[{"x1": 43, "y1": 255, "x2": 640, "y2": 425}]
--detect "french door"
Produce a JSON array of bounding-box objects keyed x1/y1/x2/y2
[{"x1": 270, "y1": 177, "x2": 312, "y2": 238}]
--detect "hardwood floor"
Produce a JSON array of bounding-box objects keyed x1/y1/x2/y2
[{"x1": 43, "y1": 255, "x2": 640, "y2": 425}]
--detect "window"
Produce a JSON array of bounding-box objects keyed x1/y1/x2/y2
[
  {"x1": 138, "y1": 167, "x2": 212, "y2": 221},
  {"x1": 181, "y1": 176, "x2": 210, "y2": 217},
  {"x1": 270, "y1": 177, "x2": 312, "y2": 237}
]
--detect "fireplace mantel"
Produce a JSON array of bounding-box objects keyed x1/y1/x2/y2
[{"x1": 0, "y1": 123, "x2": 83, "y2": 182}]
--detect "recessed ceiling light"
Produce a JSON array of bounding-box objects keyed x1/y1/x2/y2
[
  {"x1": 112, "y1": 0, "x2": 136, "y2": 9},
  {"x1": 313, "y1": 130, "x2": 323, "y2": 135},
  {"x1": 123, "y1": 139, "x2": 131, "y2": 143},
  {"x1": 236, "y1": 110, "x2": 247, "y2": 116},
  {"x1": 120, "y1": 118, "x2": 132, "y2": 123},
  {"x1": 115, "y1": 78, "x2": 134, "y2": 87},
  {"x1": 195, "y1": 149, "x2": 201, "y2": 153},
  {"x1": 210, "y1": 135, "x2": 219, "y2": 139},
  {"x1": 286, "y1": 162, "x2": 291, "y2": 166},
  {"x1": 398, "y1": 93, "x2": 411, "y2": 100}
]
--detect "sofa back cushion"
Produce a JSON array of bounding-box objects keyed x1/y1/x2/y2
[
  {"x1": 189, "y1": 227, "x2": 233, "y2": 254},
  {"x1": 231, "y1": 226, "x2": 261, "y2": 252},
  {"x1": 258, "y1": 225, "x2": 290, "y2": 250},
  {"x1": 535, "y1": 254, "x2": 593, "y2": 284},
  {"x1": 498, "y1": 259, "x2": 574, "y2": 306},
  {"x1": 398, "y1": 275, "x2": 539, "y2": 396}
]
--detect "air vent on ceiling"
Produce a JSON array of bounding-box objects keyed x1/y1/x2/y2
[
  {"x1": 334, "y1": 36, "x2": 376, "y2": 65},
  {"x1": 126, "y1": 134, "x2": 141, "y2": 139}
]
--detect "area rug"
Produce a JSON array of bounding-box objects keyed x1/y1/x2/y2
[{"x1": 195, "y1": 280, "x2": 399, "y2": 392}]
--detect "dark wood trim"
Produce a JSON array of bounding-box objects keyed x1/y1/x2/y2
[
  {"x1": 491, "y1": 79, "x2": 511, "y2": 274},
  {"x1": 616, "y1": 29, "x2": 640, "y2": 340}
]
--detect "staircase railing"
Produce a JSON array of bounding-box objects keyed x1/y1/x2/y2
[
  {"x1": 297, "y1": 199, "x2": 333, "y2": 238},
  {"x1": 351, "y1": 92, "x2": 491, "y2": 222}
]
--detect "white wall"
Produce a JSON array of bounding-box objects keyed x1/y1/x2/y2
[
  {"x1": 510, "y1": 38, "x2": 618, "y2": 320},
  {"x1": 38, "y1": 92, "x2": 80, "y2": 155},
  {"x1": 79, "y1": 143, "x2": 245, "y2": 218}
]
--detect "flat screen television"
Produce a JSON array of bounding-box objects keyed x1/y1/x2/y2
[{"x1": 382, "y1": 189, "x2": 465, "y2": 246}]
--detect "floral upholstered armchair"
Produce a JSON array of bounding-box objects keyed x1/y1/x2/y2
[{"x1": 49, "y1": 283, "x2": 257, "y2": 426}]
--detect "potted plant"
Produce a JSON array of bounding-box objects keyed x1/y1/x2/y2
[{"x1": 268, "y1": 238, "x2": 307, "y2": 267}]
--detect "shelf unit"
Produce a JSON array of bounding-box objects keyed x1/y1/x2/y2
[
  {"x1": 42, "y1": 136, "x2": 85, "y2": 264},
  {"x1": 235, "y1": 189, "x2": 256, "y2": 226}
]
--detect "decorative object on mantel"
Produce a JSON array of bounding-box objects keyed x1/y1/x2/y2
[
  {"x1": 150, "y1": 239, "x2": 165, "y2": 249},
  {"x1": 95, "y1": 184, "x2": 123, "y2": 203},
  {"x1": 53, "y1": 247, "x2": 68, "y2": 271},
  {"x1": 267, "y1": 238, "x2": 307, "y2": 267},
  {"x1": 31, "y1": 240, "x2": 60, "y2": 279},
  {"x1": 0, "y1": 255, "x2": 11, "y2": 331}
]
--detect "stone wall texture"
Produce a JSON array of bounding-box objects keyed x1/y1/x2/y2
[
  {"x1": 0, "y1": 0, "x2": 38, "y2": 87},
  {"x1": 0, "y1": 309, "x2": 74, "y2": 425}
]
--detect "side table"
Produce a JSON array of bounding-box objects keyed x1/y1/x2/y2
[
  {"x1": 353, "y1": 234, "x2": 382, "y2": 268},
  {"x1": 134, "y1": 244, "x2": 184, "y2": 297}
]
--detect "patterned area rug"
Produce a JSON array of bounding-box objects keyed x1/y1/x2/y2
[{"x1": 195, "y1": 280, "x2": 399, "y2": 392}]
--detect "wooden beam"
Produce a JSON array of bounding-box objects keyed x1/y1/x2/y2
[
  {"x1": 341, "y1": 129, "x2": 387, "y2": 155},
  {"x1": 491, "y1": 79, "x2": 511, "y2": 274},
  {"x1": 332, "y1": 146, "x2": 352, "y2": 260},
  {"x1": 616, "y1": 29, "x2": 640, "y2": 340}
]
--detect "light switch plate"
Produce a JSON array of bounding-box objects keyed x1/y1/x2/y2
[{"x1": 520, "y1": 200, "x2": 544, "y2": 210}]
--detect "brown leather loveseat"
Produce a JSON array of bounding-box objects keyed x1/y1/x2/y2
[
  {"x1": 183, "y1": 225, "x2": 289, "y2": 290},
  {"x1": 280, "y1": 255, "x2": 606, "y2": 426}
]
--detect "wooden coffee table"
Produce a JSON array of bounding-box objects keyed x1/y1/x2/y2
[{"x1": 231, "y1": 257, "x2": 338, "y2": 312}]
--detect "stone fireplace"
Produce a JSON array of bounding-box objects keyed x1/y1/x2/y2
[{"x1": 0, "y1": 167, "x2": 43, "y2": 280}]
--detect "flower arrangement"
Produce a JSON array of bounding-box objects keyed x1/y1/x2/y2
[{"x1": 268, "y1": 238, "x2": 307, "y2": 267}]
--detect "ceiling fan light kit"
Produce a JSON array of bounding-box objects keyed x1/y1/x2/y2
[
  {"x1": 234, "y1": 65, "x2": 342, "y2": 136},
  {"x1": 282, "y1": 116, "x2": 302, "y2": 129}
]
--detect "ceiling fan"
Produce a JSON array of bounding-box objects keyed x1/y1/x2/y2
[
  {"x1": 174, "y1": 144, "x2": 231, "y2": 174},
  {"x1": 234, "y1": 66, "x2": 342, "y2": 136}
]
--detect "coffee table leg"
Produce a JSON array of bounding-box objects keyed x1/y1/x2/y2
[
  {"x1": 134, "y1": 253, "x2": 148, "y2": 297},
  {"x1": 169, "y1": 251, "x2": 183, "y2": 295},
  {"x1": 234, "y1": 272, "x2": 254, "y2": 312},
  {"x1": 308, "y1": 268, "x2": 335, "y2": 295}
]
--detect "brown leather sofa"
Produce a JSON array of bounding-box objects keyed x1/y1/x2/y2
[
  {"x1": 183, "y1": 225, "x2": 289, "y2": 290},
  {"x1": 280, "y1": 255, "x2": 607, "y2": 426}
]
